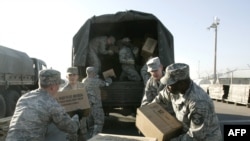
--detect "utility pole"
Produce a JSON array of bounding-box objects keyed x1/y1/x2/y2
[{"x1": 208, "y1": 16, "x2": 220, "y2": 84}]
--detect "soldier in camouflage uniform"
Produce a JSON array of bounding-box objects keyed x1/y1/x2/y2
[
  {"x1": 60, "y1": 67, "x2": 88, "y2": 141},
  {"x1": 88, "y1": 36, "x2": 115, "y2": 73},
  {"x1": 151, "y1": 63, "x2": 222, "y2": 141},
  {"x1": 141, "y1": 57, "x2": 165, "y2": 106},
  {"x1": 6, "y1": 69, "x2": 80, "y2": 141},
  {"x1": 118, "y1": 38, "x2": 141, "y2": 81},
  {"x1": 140, "y1": 56, "x2": 153, "y2": 85},
  {"x1": 81, "y1": 67, "x2": 112, "y2": 139}
]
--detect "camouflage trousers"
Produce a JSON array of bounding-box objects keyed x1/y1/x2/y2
[
  {"x1": 120, "y1": 65, "x2": 141, "y2": 81},
  {"x1": 78, "y1": 117, "x2": 88, "y2": 141},
  {"x1": 86, "y1": 106, "x2": 105, "y2": 139}
]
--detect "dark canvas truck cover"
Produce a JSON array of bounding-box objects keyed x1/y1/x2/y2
[
  {"x1": 72, "y1": 10, "x2": 174, "y2": 115},
  {"x1": 0, "y1": 45, "x2": 34, "y2": 75}
]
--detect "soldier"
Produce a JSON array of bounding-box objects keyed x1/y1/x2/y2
[
  {"x1": 151, "y1": 63, "x2": 222, "y2": 141},
  {"x1": 88, "y1": 36, "x2": 115, "y2": 73},
  {"x1": 60, "y1": 67, "x2": 88, "y2": 141},
  {"x1": 140, "y1": 56, "x2": 153, "y2": 85},
  {"x1": 82, "y1": 66, "x2": 112, "y2": 139},
  {"x1": 140, "y1": 57, "x2": 165, "y2": 106},
  {"x1": 118, "y1": 38, "x2": 141, "y2": 81},
  {"x1": 6, "y1": 69, "x2": 80, "y2": 141}
]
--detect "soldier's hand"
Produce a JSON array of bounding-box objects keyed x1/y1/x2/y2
[
  {"x1": 82, "y1": 108, "x2": 91, "y2": 117},
  {"x1": 74, "y1": 109, "x2": 84, "y2": 120},
  {"x1": 105, "y1": 77, "x2": 112, "y2": 84}
]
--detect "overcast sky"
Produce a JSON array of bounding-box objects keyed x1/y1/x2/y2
[{"x1": 1, "y1": 0, "x2": 249, "y2": 79}]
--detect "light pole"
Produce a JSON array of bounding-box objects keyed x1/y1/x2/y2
[{"x1": 208, "y1": 16, "x2": 220, "y2": 84}]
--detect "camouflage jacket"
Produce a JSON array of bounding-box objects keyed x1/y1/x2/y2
[
  {"x1": 6, "y1": 88, "x2": 79, "y2": 141},
  {"x1": 89, "y1": 36, "x2": 112, "y2": 55},
  {"x1": 82, "y1": 77, "x2": 106, "y2": 107},
  {"x1": 152, "y1": 81, "x2": 222, "y2": 141},
  {"x1": 141, "y1": 75, "x2": 165, "y2": 107}
]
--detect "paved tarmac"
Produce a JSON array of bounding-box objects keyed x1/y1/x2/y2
[{"x1": 213, "y1": 100, "x2": 250, "y2": 121}]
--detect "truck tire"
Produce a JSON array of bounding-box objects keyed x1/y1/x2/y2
[
  {"x1": 0, "y1": 94, "x2": 6, "y2": 118},
  {"x1": 4, "y1": 90, "x2": 20, "y2": 116}
]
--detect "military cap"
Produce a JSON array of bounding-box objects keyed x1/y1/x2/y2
[
  {"x1": 67, "y1": 67, "x2": 78, "y2": 75},
  {"x1": 39, "y1": 69, "x2": 64, "y2": 85},
  {"x1": 146, "y1": 57, "x2": 161, "y2": 72},
  {"x1": 160, "y1": 63, "x2": 189, "y2": 86},
  {"x1": 86, "y1": 66, "x2": 96, "y2": 75}
]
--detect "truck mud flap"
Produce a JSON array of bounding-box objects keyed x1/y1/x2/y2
[{"x1": 4, "y1": 90, "x2": 20, "y2": 116}]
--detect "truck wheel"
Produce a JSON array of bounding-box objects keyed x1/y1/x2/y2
[
  {"x1": 4, "y1": 90, "x2": 20, "y2": 116},
  {"x1": 0, "y1": 94, "x2": 6, "y2": 118}
]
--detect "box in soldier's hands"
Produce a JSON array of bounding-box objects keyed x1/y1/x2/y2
[
  {"x1": 102, "y1": 68, "x2": 116, "y2": 79},
  {"x1": 136, "y1": 103, "x2": 183, "y2": 141},
  {"x1": 141, "y1": 37, "x2": 157, "y2": 58},
  {"x1": 55, "y1": 88, "x2": 90, "y2": 112},
  {"x1": 88, "y1": 133, "x2": 157, "y2": 141}
]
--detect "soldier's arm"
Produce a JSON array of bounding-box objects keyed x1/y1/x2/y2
[
  {"x1": 50, "y1": 99, "x2": 79, "y2": 134},
  {"x1": 171, "y1": 101, "x2": 212, "y2": 141},
  {"x1": 119, "y1": 48, "x2": 134, "y2": 64},
  {"x1": 140, "y1": 64, "x2": 150, "y2": 85},
  {"x1": 99, "y1": 37, "x2": 113, "y2": 55},
  {"x1": 141, "y1": 79, "x2": 154, "y2": 106},
  {"x1": 97, "y1": 78, "x2": 107, "y2": 87},
  {"x1": 151, "y1": 88, "x2": 175, "y2": 115}
]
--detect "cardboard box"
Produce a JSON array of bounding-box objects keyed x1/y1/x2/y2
[
  {"x1": 102, "y1": 68, "x2": 116, "y2": 79},
  {"x1": 88, "y1": 133, "x2": 157, "y2": 141},
  {"x1": 141, "y1": 37, "x2": 157, "y2": 58},
  {"x1": 136, "y1": 103, "x2": 182, "y2": 141},
  {"x1": 55, "y1": 89, "x2": 90, "y2": 112}
]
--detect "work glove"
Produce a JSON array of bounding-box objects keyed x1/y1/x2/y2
[{"x1": 105, "y1": 77, "x2": 112, "y2": 86}]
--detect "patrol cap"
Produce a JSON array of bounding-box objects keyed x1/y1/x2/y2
[
  {"x1": 86, "y1": 66, "x2": 96, "y2": 75},
  {"x1": 160, "y1": 63, "x2": 189, "y2": 86},
  {"x1": 67, "y1": 67, "x2": 78, "y2": 75},
  {"x1": 39, "y1": 69, "x2": 64, "y2": 85},
  {"x1": 146, "y1": 57, "x2": 161, "y2": 72}
]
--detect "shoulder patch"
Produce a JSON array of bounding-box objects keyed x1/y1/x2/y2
[{"x1": 191, "y1": 112, "x2": 204, "y2": 126}]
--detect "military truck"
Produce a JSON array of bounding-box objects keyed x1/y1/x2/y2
[
  {"x1": 72, "y1": 10, "x2": 174, "y2": 115},
  {"x1": 0, "y1": 45, "x2": 47, "y2": 118}
]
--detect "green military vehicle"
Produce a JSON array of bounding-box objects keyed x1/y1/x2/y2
[
  {"x1": 0, "y1": 45, "x2": 47, "y2": 118},
  {"x1": 72, "y1": 10, "x2": 175, "y2": 115}
]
